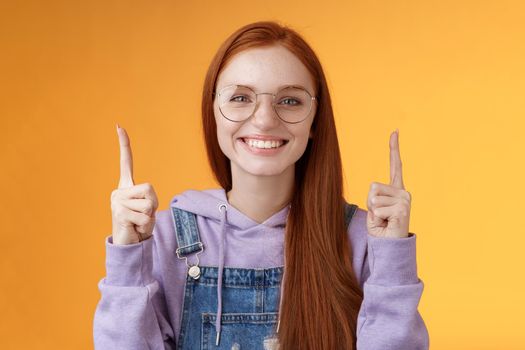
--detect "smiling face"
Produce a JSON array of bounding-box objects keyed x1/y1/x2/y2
[{"x1": 213, "y1": 44, "x2": 317, "y2": 178}]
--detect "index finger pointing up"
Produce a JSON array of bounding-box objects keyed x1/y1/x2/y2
[
  {"x1": 117, "y1": 124, "x2": 135, "y2": 189},
  {"x1": 389, "y1": 128, "x2": 405, "y2": 189}
]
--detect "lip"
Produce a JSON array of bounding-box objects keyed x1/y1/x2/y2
[
  {"x1": 238, "y1": 134, "x2": 289, "y2": 142},
  {"x1": 237, "y1": 138, "x2": 287, "y2": 156}
]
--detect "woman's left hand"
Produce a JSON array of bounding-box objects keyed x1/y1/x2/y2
[{"x1": 366, "y1": 129, "x2": 411, "y2": 239}]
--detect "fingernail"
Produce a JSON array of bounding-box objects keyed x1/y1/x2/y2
[
  {"x1": 116, "y1": 123, "x2": 120, "y2": 131},
  {"x1": 395, "y1": 128, "x2": 399, "y2": 134}
]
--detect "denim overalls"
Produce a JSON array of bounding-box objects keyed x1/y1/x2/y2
[{"x1": 171, "y1": 202, "x2": 358, "y2": 350}]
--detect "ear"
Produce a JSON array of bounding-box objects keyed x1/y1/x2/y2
[{"x1": 309, "y1": 129, "x2": 314, "y2": 139}]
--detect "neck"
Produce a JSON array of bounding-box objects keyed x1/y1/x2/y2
[{"x1": 226, "y1": 164, "x2": 294, "y2": 224}]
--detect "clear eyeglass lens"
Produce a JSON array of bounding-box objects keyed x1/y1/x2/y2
[{"x1": 218, "y1": 85, "x2": 312, "y2": 123}]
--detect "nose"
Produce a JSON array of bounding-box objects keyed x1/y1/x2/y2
[{"x1": 250, "y1": 93, "x2": 281, "y2": 130}]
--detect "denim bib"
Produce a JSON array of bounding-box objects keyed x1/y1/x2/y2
[{"x1": 172, "y1": 202, "x2": 357, "y2": 350}]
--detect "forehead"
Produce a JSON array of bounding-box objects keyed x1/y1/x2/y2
[{"x1": 216, "y1": 45, "x2": 316, "y2": 94}]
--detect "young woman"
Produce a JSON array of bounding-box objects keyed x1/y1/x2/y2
[{"x1": 94, "y1": 21, "x2": 429, "y2": 350}]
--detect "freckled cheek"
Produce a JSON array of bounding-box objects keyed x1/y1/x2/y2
[
  {"x1": 215, "y1": 123, "x2": 240, "y2": 152},
  {"x1": 288, "y1": 125, "x2": 312, "y2": 143},
  {"x1": 289, "y1": 126, "x2": 313, "y2": 158},
  {"x1": 294, "y1": 138, "x2": 309, "y2": 154},
  {"x1": 216, "y1": 136, "x2": 235, "y2": 160}
]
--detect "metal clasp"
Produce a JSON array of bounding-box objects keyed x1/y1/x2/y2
[{"x1": 176, "y1": 242, "x2": 204, "y2": 279}]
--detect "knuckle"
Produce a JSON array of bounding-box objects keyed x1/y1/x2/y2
[{"x1": 145, "y1": 199, "x2": 154, "y2": 213}]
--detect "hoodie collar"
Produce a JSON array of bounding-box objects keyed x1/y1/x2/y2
[{"x1": 169, "y1": 187, "x2": 290, "y2": 230}]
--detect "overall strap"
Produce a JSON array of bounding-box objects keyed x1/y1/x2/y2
[
  {"x1": 344, "y1": 202, "x2": 358, "y2": 229},
  {"x1": 170, "y1": 207, "x2": 204, "y2": 280},
  {"x1": 170, "y1": 207, "x2": 204, "y2": 257}
]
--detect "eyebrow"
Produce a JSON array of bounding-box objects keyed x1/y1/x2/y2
[{"x1": 219, "y1": 83, "x2": 312, "y2": 93}]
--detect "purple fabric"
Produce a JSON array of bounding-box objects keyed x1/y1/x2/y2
[
  {"x1": 215, "y1": 202, "x2": 227, "y2": 345},
  {"x1": 93, "y1": 187, "x2": 429, "y2": 349}
]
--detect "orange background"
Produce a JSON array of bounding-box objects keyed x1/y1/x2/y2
[{"x1": 2, "y1": 0, "x2": 524, "y2": 349}]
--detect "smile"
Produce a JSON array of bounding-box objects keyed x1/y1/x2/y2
[
  {"x1": 237, "y1": 138, "x2": 289, "y2": 156},
  {"x1": 241, "y1": 138, "x2": 288, "y2": 149}
]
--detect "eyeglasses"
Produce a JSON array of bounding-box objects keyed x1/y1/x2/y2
[{"x1": 213, "y1": 84, "x2": 317, "y2": 124}]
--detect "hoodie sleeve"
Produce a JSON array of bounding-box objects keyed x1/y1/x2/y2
[
  {"x1": 356, "y1": 232, "x2": 430, "y2": 350},
  {"x1": 93, "y1": 231, "x2": 176, "y2": 350}
]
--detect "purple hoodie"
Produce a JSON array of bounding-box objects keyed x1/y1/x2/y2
[{"x1": 93, "y1": 188, "x2": 429, "y2": 349}]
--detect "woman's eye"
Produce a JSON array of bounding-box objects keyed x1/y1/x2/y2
[
  {"x1": 280, "y1": 98, "x2": 301, "y2": 106},
  {"x1": 230, "y1": 95, "x2": 250, "y2": 102}
]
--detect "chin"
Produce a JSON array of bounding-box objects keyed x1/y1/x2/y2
[
  {"x1": 244, "y1": 167, "x2": 287, "y2": 177},
  {"x1": 234, "y1": 160, "x2": 293, "y2": 177}
]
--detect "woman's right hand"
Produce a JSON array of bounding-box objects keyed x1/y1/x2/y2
[{"x1": 110, "y1": 124, "x2": 159, "y2": 245}]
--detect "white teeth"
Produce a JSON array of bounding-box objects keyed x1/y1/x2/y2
[{"x1": 244, "y1": 138, "x2": 284, "y2": 149}]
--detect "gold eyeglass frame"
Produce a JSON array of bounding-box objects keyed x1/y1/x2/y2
[{"x1": 212, "y1": 84, "x2": 317, "y2": 124}]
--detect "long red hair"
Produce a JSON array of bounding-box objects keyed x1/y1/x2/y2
[{"x1": 201, "y1": 21, "x2": 364, "y2": 349}]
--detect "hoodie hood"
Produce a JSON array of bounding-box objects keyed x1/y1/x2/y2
[
  {"x1": 169, "y1": 188, "x2": 290, "y2": 230},
  {"x1": 169, "y1": 187, "x2": 290, "y2": 346}
]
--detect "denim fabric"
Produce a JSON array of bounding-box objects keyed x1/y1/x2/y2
[
  {"x1": 174, "y1": 202, "x2": 357, "y2": 350},
  {"x1": 177, "y1": 266, "x2": 282, "y2": 349},
  {"x1": 172, "y1": 207, "x2": 203, "y2": 257}
]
